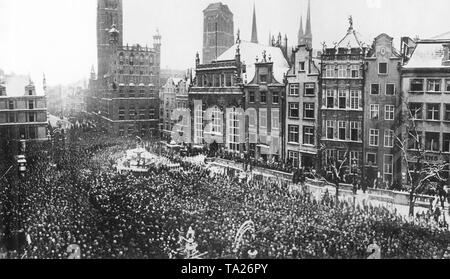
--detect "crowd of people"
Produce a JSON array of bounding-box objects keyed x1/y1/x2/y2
[{"x1": 1, "y1": 127, "x2": 450, "y2": 259}]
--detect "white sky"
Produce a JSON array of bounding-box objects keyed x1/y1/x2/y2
[{"x1": 0, "y1": 0, "x2": 449, "y2": 86}]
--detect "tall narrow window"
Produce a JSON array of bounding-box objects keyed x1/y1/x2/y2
[
  {"x1": 369, "y1": 129, "x2": 379, "y2": 146},
  {"x1": 326, "y1": 120, "x2": 335, "y2": 139},
  {"x1": 338, "y1": 121, "x2": 347, "y2": 140},
  {"x1": 338, "y1": 90, "x2": 347, "y2": 109},
  {"x1": 326, "y1": 90, "x2": 335, "y2": 108},
  {"x1": 385, "y1": 105, "x2": 395, "y2": 120},
  {"x1": 351, "y1": 65, "x2": 359, "y2": 78},
  {"x1": 303, "y1": 103, "x2": 315, "y2": 119},
  {"x1": 303, "y1": 126, "x2": 315, "y2": 145},
  {"x1": 350, "y1": 90, "x2": 360, "y2": 109},
  {"x1": 370, "y1": 104, "x2": 379, "y2": 119},
  {"x1": 384, "y1": 130, "x2": 394, "y2": 147},
  {"x1": 288, "y1": 125, "x2": 299, "y2": 143}
]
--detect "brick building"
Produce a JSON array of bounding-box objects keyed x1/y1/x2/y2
[
  {"x1": 87, "y1": 0, "x2": 161, "y2": 137},
  {"x1": 202, "y1": 2, "x2": 235, "y2": 64}
]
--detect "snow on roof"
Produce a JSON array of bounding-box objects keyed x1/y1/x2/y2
[
  {"x1": 431, "y1": 31, "x2": 450, "y2": 40},
  {"x1": 336, "y1": 28, "x2": 367, "y2": 49},
  {"x1": 4, "y1": 75, "x2": 45, "y2": 97},
  {"x1": 217, "y1": 41, "x2": 290, "y2": 84},
  {"x1": 404, "y1": 41, "x2": 450, "y2": 68}
]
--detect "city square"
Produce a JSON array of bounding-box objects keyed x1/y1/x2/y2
[{"x1": 1, "y1": 0, "x2": 450, "y2": 260}]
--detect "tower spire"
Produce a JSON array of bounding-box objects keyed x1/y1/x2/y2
[
  {"x1": 251, "y1": 3, "x2": 258, "y2": 44},
  {"x1": 298, "y1": 15, "x2": 304, "y2": 46},
  {"x1": 304, "y1": 0, "x2": 313, "y2": 47}
]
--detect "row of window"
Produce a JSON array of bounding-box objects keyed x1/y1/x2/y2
[
  {"x1": 369, "y1": 129, "x2": 395, "y2": 147},
  {"x1": 117, "y1": 70, "x2": 154, "y2": 76},
  {"x1": 288, "y1": 103, "x2": 315, "y2": 119},
  {"x1": 410, "y1": 103, "x2": 450, "y2": 121},
  {"x1": 5, "y1": 112, "x2": 38, "y2": 123},
  {"x1": 365, "y1": 153, "x2": 394, "y2": 174},
  {"x1": 118, "y1": 53, "x2": 155, "y2": 66},
  {"x1": 197, "y1": 73, "x2": 234, "y2": 87},
  {"x1": 5, "y1": 100, "x2": 36, "y2": 110},
  {"x1": 408, "y1": 132, "x2": 450, "y2": 152},
  {"x1": 118, "y1": 107, "x2": 157, "y2": 120},
  {"x1": 410, "y1": 79, "x2": 450, "y2": 92},
  {"x1": 288, "y1": 83, "x2": 316, "y2": 96},
  {"x1": 369, "y1": 105, "x2": 395, "y2": 120},
  {"x1": 325, "y1": 90, "x2": 362, "y2": 110},
  {"x1": 324, "y1": 64, "x2": 362, "y2": 78},
  {"x1": 370, "y1": 83, "x2": 396, "y2": 95},
  {"x1": 325, "y1": 120, "x2": 362, "y2": 142},
  {"x1": 287, "y1": 125, "x2": 315, "y2": 145},
  {"x1": 249, "y1": 91, "x2": 280, "y2": 104}
]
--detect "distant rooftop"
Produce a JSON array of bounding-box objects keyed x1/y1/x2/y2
[
  {"x1": 217, "y1": 41, "x2": 290, "y2": 84},
  {"x1": 203, "y1": 2, "x2": 232, "y2": 14}
]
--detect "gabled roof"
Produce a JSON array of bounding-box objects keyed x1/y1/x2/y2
[{"x1": 217, "y1": 41, "x2": 290, "y2": 84}]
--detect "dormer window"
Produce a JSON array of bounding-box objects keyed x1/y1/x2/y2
[{"x1": 28, "y1": 89, "x2": 33, "y2": 95}]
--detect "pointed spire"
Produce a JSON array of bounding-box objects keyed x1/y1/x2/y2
[
  {"x1": 251, "y1": 3, "x2": 258, "y2": 44},
  {"x1": 304, "y1": 0, "x2": 312, "y2": 47},
  {"x1": 305, "y1": 0, "x2": 312, "y2": 36},
  {"x1": 298, "y1": 15, "x2": 304, "y2": 46}
]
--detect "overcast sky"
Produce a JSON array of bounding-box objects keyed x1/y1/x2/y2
[{"x1": 0, "y1": 0, "x2": 449, "y2": 86}]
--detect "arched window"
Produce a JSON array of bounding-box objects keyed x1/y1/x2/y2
[
  {"x1": 130, "y1": 53, "x2": 134, "y2": 65},
  {"x1": 140, "y1": 54, "x2": 144, "y2": 65},
  {"x1": 149, "y1": 55, "x2": 154, "y2": 65}
]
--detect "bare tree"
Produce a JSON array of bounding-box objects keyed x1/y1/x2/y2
[
  {"x1": 395, "y1": 102, "x2": 449, "y2": 216},
  {"x1": 326, "y1": 148, "x2": 350, "y2": 204}
]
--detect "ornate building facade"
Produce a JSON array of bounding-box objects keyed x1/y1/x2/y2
[
  {"x1": 87, "y1": 0, "x2": 161, "y2": 137},
  {"x1": 319, "y1": 18, "x2": 367, "y2": 178}
]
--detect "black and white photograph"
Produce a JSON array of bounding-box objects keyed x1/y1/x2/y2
[{"x1": 1, "y1": 0, "x2": 450, "y2": 266}]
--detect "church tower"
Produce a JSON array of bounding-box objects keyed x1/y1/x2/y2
[
  {"x1": 202, "y1": 3, "x2": 234, "y2": 64},
  {"x1": 97, "y1": 0, "x2": 123, "y2": 79},
  {"x1": 304, "y1": 0, "x2": 313, "y2": 48},
  {"x1": 251, "y1": 3, "x2": 258, "y2": 44}
]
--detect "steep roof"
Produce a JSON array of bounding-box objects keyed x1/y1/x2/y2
[
  {"x1": 403, "y1": 40, "x2": 450, "y2": 68},
  {"x1": 217, "y1": 41, "x2": 290, "y2": 84}
]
